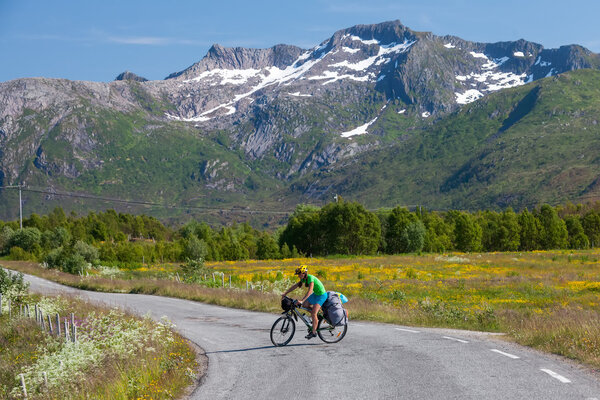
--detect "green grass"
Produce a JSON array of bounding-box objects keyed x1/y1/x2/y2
[
  {"x1": 3, "y1": 248, "x2": 600, "y2": 370},
  {"x1": 0, "y1": 293, "x2": 199, "y2": 399}
]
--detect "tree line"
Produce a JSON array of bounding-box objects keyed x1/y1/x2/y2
[{"x1": 1, "y1": 201, "x2": 599, "y2": 275}]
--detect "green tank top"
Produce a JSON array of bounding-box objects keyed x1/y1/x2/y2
[{"x1": 301, "y1": 274, "x2": 326, "y2": 295}]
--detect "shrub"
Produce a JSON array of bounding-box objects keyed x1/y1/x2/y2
[
  {"x1": 10, "y1": 227, "x2": 42, "y2": 253},
  {"x1": 73, "y1": 240, "x2": 99, "y2": 264},
  {"x1": 180, "y1": 258, "x2": 209, "y2": 283},
  {"x1": 8, "y1": 246, "x2": 33, "y2": 261},
  {"x1": 0, "y1": 268, "x2": 29, "y2": 299}
]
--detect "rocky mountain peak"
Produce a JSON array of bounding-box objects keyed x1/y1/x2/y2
[
  {"x1": 114, "y1": 71, "x2": 148, "y2": 82},
  {"x1": 342, "y1": 19, "x2": 414, "y2": 44},
  {"x1": 165, "y1": 43, "x2": 304, "y2": 80}
]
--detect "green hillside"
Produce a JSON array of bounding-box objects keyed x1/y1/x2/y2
[{"x1": 293, "y1": 69, "x2": 600, "y2": 211}]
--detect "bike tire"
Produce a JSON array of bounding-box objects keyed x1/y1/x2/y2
[
  {"x1": 317, "y1": 317, "x2": 347, "y2": 344},
  {"x1": 270, "y1": 316, "x2": 296, "y2": 346}
]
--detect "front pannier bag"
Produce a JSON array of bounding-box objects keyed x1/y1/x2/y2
[
  {"x1": 281, "y1": 297, "x2": 294, "y2": 311},
  {"x1": 323, "y1": 291, "x2": 348, "y2": 326}
]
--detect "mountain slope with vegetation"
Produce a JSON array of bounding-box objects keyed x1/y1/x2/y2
[
  {"x1": 294, "y1": 69, "x2": 600, "y2": 210},
  {"x1": 0, "y1": 21, "x2": 599, "y2": 223}
]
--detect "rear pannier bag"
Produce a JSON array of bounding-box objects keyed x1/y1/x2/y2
[{"x1": 322, "y1": 291, "x2": 348, "y2": 326}]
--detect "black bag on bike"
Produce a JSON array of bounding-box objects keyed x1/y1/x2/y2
[
  {"x1": 322, "y1": 291, "x2": 347, "y2": 326},
  {"x1": 281, "y1": 297, "x2": 294, "y2": 311}
]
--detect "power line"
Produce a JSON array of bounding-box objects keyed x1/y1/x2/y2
[{"x1": 0, "y1": 186, "x2": 291, "y2": 215}]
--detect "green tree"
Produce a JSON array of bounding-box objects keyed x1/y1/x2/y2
[
  {"x1": 385, "y1": 207, "x2": 419, "y2": 253},
  {"x1": 319, "y1": 200, "x2": 381, "y2": 255},
  {"x1": 256, "y1": 233, "x2": 281, "y2": 260},
  {"x1": 0, "y1": 226, "x2": 14, "y2": 254},
  {"x1": 582, "y1": 210, "x2": 600, "y2": 248},
  {"x1": 401, "y1": 221, "x2": 426, "y2": 253},
  {"x1": 279, "y1": 204, "x2": 322, "y2": 256},
  {"x1": 499, "y1": 209, "x2": 521, "y2": 251},
  {"x1": 564, "y1": 216, "x2": 590, "y2": 249},
  {"x1": 182, "y1": 235, "x2": 208, "y2": 260},
  {"x1": 452, "y1": 212, "x2": 482, "y2": 252},
  {"x1": 421, "y1": 211, "x2": 452, "y2": 252},
  {"x1": 10, "y1": 228, "x2": 42, "y2": 253},
  {"x1": 519, "y1": 209, "x2": 541, "y2": 250},
  {"x1": 537, "y1": 205, "x2": 568, "y2": 249}
]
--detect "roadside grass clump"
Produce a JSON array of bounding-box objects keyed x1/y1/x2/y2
[{"x1": 0, "y1": 273, "x2": 198, "y2": 399}]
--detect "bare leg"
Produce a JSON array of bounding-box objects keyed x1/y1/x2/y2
[
  {"x1": 311, "y1": 303, "x2": 321, "y2": 334},
  {"x1": 302, "y1": 300, "x2": 312, "y2": 312}
]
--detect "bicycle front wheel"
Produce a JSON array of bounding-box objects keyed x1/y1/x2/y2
[
  {"x1": 317, "y1": 317, "x2": 347, "y2": 344},
  {"x1": 270, "y1": 316, "x2": 295, "y2": 346}
]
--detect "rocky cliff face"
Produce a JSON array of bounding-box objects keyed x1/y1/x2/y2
[{"x1": 0, "y1": 20, "x2": 599, "y2": 218}]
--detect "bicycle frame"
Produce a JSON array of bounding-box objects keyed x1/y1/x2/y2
[{"x1": 282, "y1": 297, "x2": 327, "y2": 331}]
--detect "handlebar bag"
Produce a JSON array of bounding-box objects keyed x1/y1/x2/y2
[{"x1": 281, "y1": 297, "x2": 294, "y2": 311}]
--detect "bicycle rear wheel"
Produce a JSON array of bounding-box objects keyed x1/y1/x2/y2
[
  {"x1": 270, "y1": 316, "x2": 295, "y2": 346},
  {"x1": 317, "y1": 317, "x2": 347, "y2": 343}
]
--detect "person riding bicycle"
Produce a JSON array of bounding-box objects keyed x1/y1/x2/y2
[{"x1": 281, "y1": 265, "x2": 327, "y2": 339}]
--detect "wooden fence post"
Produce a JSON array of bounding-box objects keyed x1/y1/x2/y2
[
  {"x1": 43, "y1": 371, "x2": 48, "y2": 389},
  {"x1": 20, "y1": 374, "x2": 27, "y2": 398},
  {"x1": 222, "y1": 274, "x2": 225, "y2": 288},
  {"x1": 64, "y1": 319, "x2": 69, "y2": 341},
  {"x1": 246, "y1": 281, "x2": 248, "y2": 291},
  {"x1": 56, "y1": 314, "x2": 61, "y2": 337},
  {"x1": 0, "y1": 293, "x2": 3, "y2": 316},
  {"x1": 229, "y1": 275, "x2": 231, "y2": 288},
  {"x1": 47, "y1": 315, "x2": 53, "y2": 334}
]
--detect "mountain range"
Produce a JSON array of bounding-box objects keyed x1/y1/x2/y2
[{"x1": 1, "y1": 20, "x2": 599, "y2": 224}]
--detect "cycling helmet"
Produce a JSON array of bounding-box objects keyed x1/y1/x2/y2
[{"x1": 295, "y1": 265, "x2": 308, "y2": 275}]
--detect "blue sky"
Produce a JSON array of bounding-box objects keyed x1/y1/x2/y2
[{"x1": 1, "y1": 0, "x2": 599, "y2": 82}]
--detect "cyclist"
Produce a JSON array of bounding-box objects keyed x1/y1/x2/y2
[{"x1": 281, "y1": 265, "x2": 327, "y2": 339}]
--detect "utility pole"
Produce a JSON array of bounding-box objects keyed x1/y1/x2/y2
[{"x1": 19, "y1": 185, "x2": 23, "y2": 229}]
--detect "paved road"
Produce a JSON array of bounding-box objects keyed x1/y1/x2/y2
[{"x1": 12, "y1": 271, "x2": 600, "y2": 400}]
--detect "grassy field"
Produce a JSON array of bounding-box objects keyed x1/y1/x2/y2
[
  {"x1": 0, "y1": 293, "x2": 199, "y2": 399},
  {"x1": 2, "y1": 248, "x2": 600, "y2": 371}
]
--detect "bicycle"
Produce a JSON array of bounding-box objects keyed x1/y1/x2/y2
[{"x1": 270, "y1": 296, "x2": 348, "y2": 346}]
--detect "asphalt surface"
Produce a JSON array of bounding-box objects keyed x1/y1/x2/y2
[{"x1": 10, "y1": 270, "x2": 600, "y2": 400}]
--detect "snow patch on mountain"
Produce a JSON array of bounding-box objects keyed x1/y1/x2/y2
[
  {"x1": 185, "y1": 68, "x2": 261, "y2": 85},
  {"x1": 455, "y1": 89, "x2": 484, "y2": 104},
  {"x1": 328, "y1": 39, "x2": 415, "y2": 76},
  {"x1": 347, "y1": 35, "x2": 379, "y2": 45},
  {"x1": 455, "y1": 52, "x2": 529, "y2": 104},
  {"x1": 340, "y1": 117, "x2": 378, "y2": 137},
  {"x1": 288, "y1": 92, "x2": 312, "y2": 97},
  {"x1": 342, "y1": 46, "x2": 360, "y2": 54},
  {"x1": 470, "y1": 52, "x2": 488, "y2": 59}
]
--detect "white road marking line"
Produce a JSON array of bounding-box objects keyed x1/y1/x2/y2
[
  {"x1": 395, "y1": 328, "x2": 420, "y2": 333},
  {"x1": 443, "y1": 336, "x2": 469, "y2": 343},
  {"x1": 541, "y1": 369, "x2": 571, "y2": 383},
  {"x1": 490, "y1": 349, "x2": 520, "y2": 359}
]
